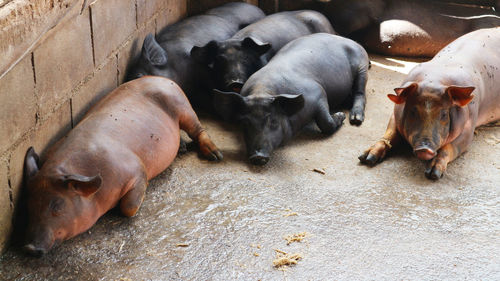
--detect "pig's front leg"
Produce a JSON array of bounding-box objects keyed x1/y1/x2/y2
[
  {"x1": 425, "y1": 124, "x2": 474, "y2": 180},
  {"x1": 120, "y1": 172, "x2": 148, "y2": 217},
  {"x1": 314, "y1": 98, "x2": 346, "y2": 135},
  {"x1": 359, "y1": 113, "x2": 401, "y2": 165}
]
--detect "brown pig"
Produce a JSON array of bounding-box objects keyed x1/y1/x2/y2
[
  {"x1": 359, "y1": 27, "x2": 500, "y2": 179},
  {"x1": 22, "y1": 76, "x2": 222, "y2": 256}
]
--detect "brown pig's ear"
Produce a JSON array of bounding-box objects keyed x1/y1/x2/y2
[
  {"x1": 63, "y1": 174, "x2": 102, "y2": 197},
  {"x1": 24, "y1": 147, "x2": 40, "y2": 182},
  {"x1": 388, "y1": 82, "x2": 418, "y2": 104},
  {"x1": 446, "y1": 86, "x2": 475, "y2": 107}
]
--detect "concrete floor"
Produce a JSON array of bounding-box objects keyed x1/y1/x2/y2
[{"x1": 1, "y1": 55, "x2": 499, "y2": 280}]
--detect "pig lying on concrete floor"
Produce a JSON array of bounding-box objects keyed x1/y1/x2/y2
[
  {"x1": 359, "y1": 27, "x2": 500, "y2": 179},
  {"x1": 213, "y1": 33, "x2": 369, "y2": 165},
  {"x1": 22, "y1": 77, "x2": 222, "y2": 256}
]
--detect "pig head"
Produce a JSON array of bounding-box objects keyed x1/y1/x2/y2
[
  {"x1": 388, "y1": 82, "x2": 475, "y2": 160},
  {"x1": 213, "y1": 89, "x2": 304, "y2": 165},
  {"x1": 22, "y1": 147, "x2": 103, "y2": 256}
]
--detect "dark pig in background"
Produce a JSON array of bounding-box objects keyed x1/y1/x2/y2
[
  {"x1": 127, "y1": 2, "x2": 264, "y2": 109},
  {"x1": 191, "y1": 10, "x2": 335, "y2": 93},
  {"x1": 23, "y1": 77, "x2": 222, "y2": 256},
  {"x1": 359, "y1": 27, "x2": 500, "y2": 179},
  {"x1": 214, "y1": 33, "x2": 369, "y2": 165}
]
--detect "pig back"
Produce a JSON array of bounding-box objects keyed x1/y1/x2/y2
[
  {"x1": 70, "y1": 77, "x2": 183, "y2": 180},
  {"x1": 431, "y1": 27, "x2": 500, "y2": 125}
]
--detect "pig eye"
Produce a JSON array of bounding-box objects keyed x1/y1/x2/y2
[
  {"x1": 440, "y1": 109, "x2": 448, "y2": 120},
  {"x1": 49, "y1": 198, "x2": 65, "y2": 215}
]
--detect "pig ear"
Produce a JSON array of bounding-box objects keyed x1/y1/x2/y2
[
  {"x1": 141, "y1": 34, "x2": 168, "y2": 66},
  {"x1": 242, "y1": 37, "x2": 272, "y2": 55},
  {"x1": 191, "y1": 41, "x2": 219, "y2": 66},
  {"x1": 212, "y1": 89, "x2": 245, "y2": 120},
  {"x1": 64, "y1": 174, "x2": 102, "y2": 197},
  {"x1": 274, "y1": 94, "x2": 305, "y2": 116},
  {"x1": 388, "y1": 82, "x2": 418, "y2": 104},
  {"x1": 24, "y1": 147, "x2": 40, "y2": 182},
  {"x1": 446, "y1": 86, "x2": 475, "y2": 107}
]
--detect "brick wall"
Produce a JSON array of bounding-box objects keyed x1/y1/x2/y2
[{"x1": 0, "y1": 0, "x2": 188, "y2": 252}]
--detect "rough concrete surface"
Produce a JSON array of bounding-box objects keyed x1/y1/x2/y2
[{"x1": 0, "y1": 55, "x2": 499, "y2": 280}]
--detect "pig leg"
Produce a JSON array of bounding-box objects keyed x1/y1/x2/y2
[
  {"x1": 178, "y1": 106, "x2": 223, "y2": 161},
  {"x1": 424, "y1": 127, "x2": 474, "y2": 180},
  {"x1": 359, "y1": 113, "x2": 401, "y2": 165},
  {"x1": 349, "y1": 69, "x2": 368, "y2": 125},
  {"x1": 315, "y1": 97, "x2": 346, "y2": 135},
  {"x1": 120, "y1": 172, "x2": 148, "y2": 217}
]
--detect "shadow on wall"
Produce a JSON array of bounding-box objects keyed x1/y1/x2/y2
[{"x1": 279, "y1": 0, "x2": 500, "y2": 57}]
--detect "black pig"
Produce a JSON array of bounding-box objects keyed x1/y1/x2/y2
[
  {"x1": 214, "y1": 33, "x2": 369, "y2": 165},
  {"x1": 127, "y1": 2, "x2": 264, "y2": 109},
  {"x1": 191, "y1": 10, "x2": 334, "y2": 93}
]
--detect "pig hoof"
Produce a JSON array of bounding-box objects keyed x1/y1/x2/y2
[
  {"x1": 206, "y1": 149, "x2": 223, "y2": 161},
  {"x1": 349, "y1": 112, "x2": 364, "y2": 126},
  {"x1": 213, "y1": 150, "x2": 224, "y2": 161},
  {"x1": 358, "y1": 152, "x2": 379, "y2": 166},
  {"x1": 424, "y1": 167, "x2": 443, "y2": 180},
  {"x1": 333, "y1": 112, "x2": 346, "y2": 123},
  {"x1": 364, "y1": 153, "x2": 379, "y2": 166}
]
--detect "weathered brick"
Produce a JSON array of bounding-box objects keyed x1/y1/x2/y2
[
  {"x1": 34, "y1": 8, "x2": 94, "y2": 119},
  {"x1": 0, "y1": 55, "x2": 36, "y2": 155},
  {"x1": 0, "y1": 0, "x2": 81, "y2": 79},
  {"x1": 8, "y1": 101, "x2": 72, "y2": 208},
  {"x1": 0, "y1": 156, "x2": 11, "y2": 252},
  {"x1": 90, "y1": 0, "x2": 136, "y2": 66},
  {"x1": 72, "y1": 58, "x2": 117, "y2": 124},
  {"x1": 156, "y1": 0, "x2": 187, "y2": 33},
  {"x1": 118, "y1": 19, "x2": 157, "y2": 84},
  {"x1": 137, "y1": 0, "x2": 168, "y2": 26}
]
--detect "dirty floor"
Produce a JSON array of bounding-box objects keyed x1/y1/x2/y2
[{"x1": 1, "y1": 55, "x2": 499, "y2": 280}]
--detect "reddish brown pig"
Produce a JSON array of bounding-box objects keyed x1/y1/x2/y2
[
  {"x1": 359, "y1": 27, "x2": 500, "y2": 179},
  {"x1": 22, "y1": 76, "x2": 222, "y2": 256}
]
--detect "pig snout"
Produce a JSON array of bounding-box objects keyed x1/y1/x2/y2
[
  {"x1": 23, "y1": 244, "x2": 47, "y2": 257},
  {"x1": 227, "y1": 80, "x2": 244, "y2": 93},
  {"x1": 23, "y1": 226, "x2": 55, "y2": 257},
  {"x1": 249, "y1": 150, "x2": 270, "y2": 166},
  {"x1": 413, "y1": 139, "x2": 437, "y2": 160}
]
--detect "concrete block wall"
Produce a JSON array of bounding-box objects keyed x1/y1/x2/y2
[{"x1": 0, "y1": 0, "x2": 189, "y2": 252}]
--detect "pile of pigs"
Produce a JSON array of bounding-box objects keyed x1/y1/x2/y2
[{"x1": 21, "y1": 2, "x2": 500, "y2": 256}]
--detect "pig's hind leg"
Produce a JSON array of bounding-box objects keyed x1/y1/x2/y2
[
  {"x1": 349, "y1": 68, "x2": 368, "y2": 125},
  {"x1": 120, "y1": 171, "x2": 148, "y2": 217},
  {"x1": 178, "y1": 104, "x2": 223, "y2": 161}
]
